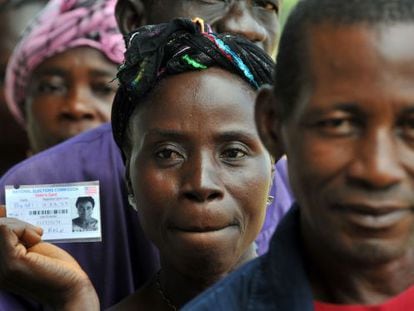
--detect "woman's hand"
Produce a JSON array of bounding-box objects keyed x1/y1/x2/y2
[{"x1": 0, "y1": 205, "x2": 99, "y2": 310}]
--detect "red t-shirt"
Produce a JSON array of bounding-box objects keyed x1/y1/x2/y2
[{"x1": 314, "y1": 286, "x2": 414, "y2": 311}]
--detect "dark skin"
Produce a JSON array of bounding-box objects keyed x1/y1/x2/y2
[
  {"x1": 25, "y1": 46, "x2": 118, "y2": 153},
  {"x1": 256, "y1": 23, "x2": 414, "y2": 305},
  {"x1": 0, "y1": 0, "x2": 280, "y2": 307},
  {"x1": 0, "y1": 3, "x2": 45, "y2": 174},
  {"x1": 0, "y1": 207, "x2": 98, "y2": 310},
  {"x1": 115, "y1": 0, "x2": 280, "y2": 55},
  {"x1": 0, "y1": 68, "x2": 272, "y2": 310},
  {"x1": 114, "y1": 68, "x2": 272, "y2": 310}
]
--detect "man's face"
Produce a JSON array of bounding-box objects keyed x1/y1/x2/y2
[
  {"x1": 279, "y1": 23, "x2": 414, "y2": 264},
  {"x1": 77, "y1": 201, "x2": 94, "y2": 220},
  {"x1": 118, "y1": 0, "x2": 279, "y2": 56}
]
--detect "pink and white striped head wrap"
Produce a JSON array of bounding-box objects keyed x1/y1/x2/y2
[{"x1": 5, "y1": 0, "x2": 125, "y2": 125}]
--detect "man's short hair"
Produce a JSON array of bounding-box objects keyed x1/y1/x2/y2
[
  {"x1": 275, "y1": 0, "x2": 414, "y2": 120},
  {"x1": 75, "y1": 196, "x2": 95, "y2": 208}
]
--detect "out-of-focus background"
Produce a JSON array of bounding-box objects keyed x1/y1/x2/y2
[{"x1": 281, "y1": 0, "x2": 299, "y2": 27}]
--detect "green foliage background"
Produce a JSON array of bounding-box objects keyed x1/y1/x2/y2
[{"x1": 280, "y1": 0, "x2": 299, "y2": 27}]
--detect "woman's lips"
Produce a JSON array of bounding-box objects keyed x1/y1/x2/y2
[
  {"x1": 166, "y1": 223, "x2": 240, "y2": 249},
  {"x1": 170, "y1": 222, "x2": 239, "y2": 233}
]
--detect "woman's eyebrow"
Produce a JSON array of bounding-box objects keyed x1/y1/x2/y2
[
  {"x1": 144, "y1": 129, "x2": 188, "y2": 140},
  {"x1": 89, "y1": 69, "x2": 118, "y2": 78},
  {"x1": 33, "y1": 67, "x2": 67, "y2": 78},
  {"x1": 143, "y1": 129, "x2": 257, "y2": 142}
]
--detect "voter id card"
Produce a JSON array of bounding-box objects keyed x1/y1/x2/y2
[{"x1": 5, "y1": 181, "x2": 101, "y2": 243}]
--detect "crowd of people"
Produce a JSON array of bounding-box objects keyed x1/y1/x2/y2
[{"x1": 0, "y1": 0, "x2": 414, "y2": 310}]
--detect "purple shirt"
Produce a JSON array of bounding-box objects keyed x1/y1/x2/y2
[{"x1": 0, "y1": 123, "x2": 293, "y2": 309}]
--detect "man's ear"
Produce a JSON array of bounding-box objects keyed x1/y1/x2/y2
[
  {"x1": 255, "y1": 85, "x2": 285, "y2": 162},
  {"x1": 115, "y1": 0, "x2": 147, "y2": 35}
]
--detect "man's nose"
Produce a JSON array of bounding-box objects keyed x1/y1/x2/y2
[
  {"x1": 61, "y1": 87, "x2": 96, "y2": 120},
  {"x1": 180, "y1": 154, "x2": 224, "y2": 203},
  {"x1": 213, "y1": 2, "x2": 267, "y2": 46},
  {"x1": 347, "y1": 129, "x2": 405, "y2": 189}
]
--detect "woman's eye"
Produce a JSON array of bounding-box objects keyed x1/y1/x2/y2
[
  {"x1": 93, "y1": 82, "x2": 117, "y2": 97},
  {"x1": 221, "y1": 145, "x2": 249, "y2": 162},
  {"x1": 155, "y1": 148, "x2": 184, "y2": 164},
  {"x1": 36, "y1": 80, "x2": 66, "y2": 95}
]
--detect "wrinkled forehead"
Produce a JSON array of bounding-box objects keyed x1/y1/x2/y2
[
  {"x1": 306, "y1": 23, "x2": 414, "y2": 84},
  {"x1": 288, "y1": 22, "x2": 414, "y2": 122}
]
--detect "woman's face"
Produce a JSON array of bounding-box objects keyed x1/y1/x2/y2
[
  {"x1": 126, "y1": 68, "x2": 272, "y2": 278},
  {"x1": 26, "y1": 46, "x2": 118, "y2": 153}
]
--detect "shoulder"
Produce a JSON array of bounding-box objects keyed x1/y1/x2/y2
[
  {"x1": 0, "y1": 124, "x2": 123, "y2": 203},
  {"x1": 182, "y1": 257, "x2": 264, "y2": 311}
]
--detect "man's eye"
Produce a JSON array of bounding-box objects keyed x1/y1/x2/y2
[
  {"x1": 254, "y1": 0, "x2": 279, "y2": 13},
  {"x1": 314, "y1": 118, "x2": 357, "y2": 136},
  {"x1": 399, "y1": 118, "x2": 414, "y2": 140}
]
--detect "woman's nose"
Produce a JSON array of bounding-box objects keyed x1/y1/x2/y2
[
  {"x1": 180, "y1": 155, "x2": 225, "y2": 203},
  {"x1": 60, "y1": 87, "x2": 96, "y2": 120}
]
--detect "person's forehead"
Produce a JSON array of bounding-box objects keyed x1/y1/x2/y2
[
  {"x1": 78, "y1": 201, "x2": 93, "y2": 207},
  {"x1": 307, "y1": 23, "x2": 414, "y2": 81},
  {"x1": 143, "y1": 0, "x2": 279, "y2": 22},
  {"x1": 288, "y1": 22, "x2": 414, "y2": 122},
  {"x1": 31, "y1": 47, "x2": 118, "y2": 78},
  {"x1": 135, "y1": 68, "x2": 256, "y2": 122}
]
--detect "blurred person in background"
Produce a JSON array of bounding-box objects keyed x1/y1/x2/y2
[
  {"x1": 0, "y1": 0, "x2": 47, "y2": 175},
  {"x1": 4, "y1": 0, "x2": 124, "y2": 154},
  {"x1": 0, "y1": 0, "x2": 152, "y2": 309}
]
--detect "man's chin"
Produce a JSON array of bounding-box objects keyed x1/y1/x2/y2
[{"x1": 339, "y1": 237, "x2": 413, "y2": 266}]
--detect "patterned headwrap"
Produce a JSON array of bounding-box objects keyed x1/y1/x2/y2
[
  {"x1": 112, "y1": 18, "x2": 274, "y2": 151},
  {"x1": 5, "y1": 0, "x2": 124, "y2": 126}
]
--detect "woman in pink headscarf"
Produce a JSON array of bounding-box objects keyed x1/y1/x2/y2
[{"x1": 5, "y1": 0, "x2": 124, "y2": 154}]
